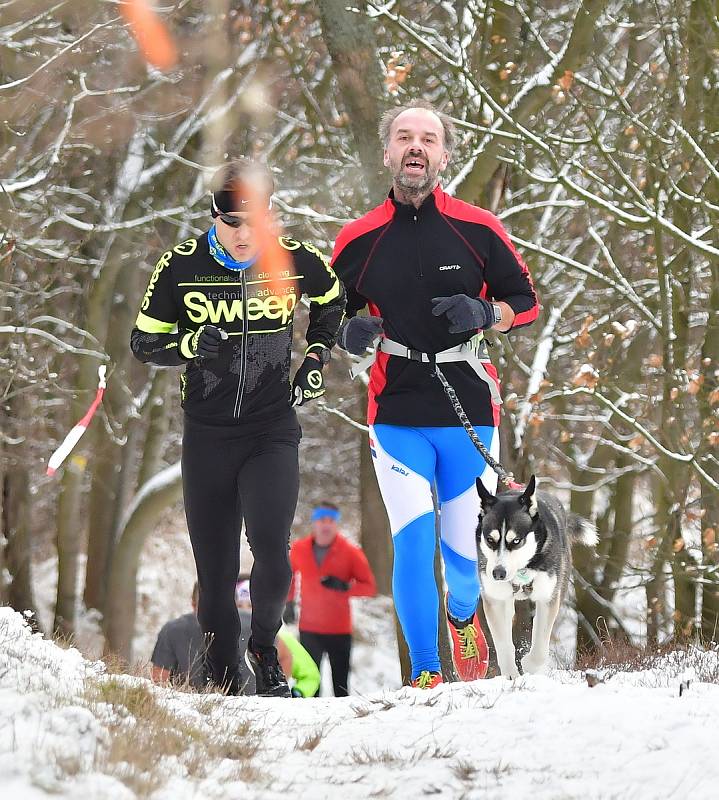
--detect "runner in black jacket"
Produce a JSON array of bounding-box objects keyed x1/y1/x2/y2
[
  {"x1": 131, "y1": 159, "x2": 345, "y2": 696},
  {"x1": 331, "y1": 102, "x2": 538, "y2": 689}
]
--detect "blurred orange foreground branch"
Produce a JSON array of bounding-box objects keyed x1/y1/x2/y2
[{"x1": 120, "y1": 0, "x2": 178, "y2": 70}]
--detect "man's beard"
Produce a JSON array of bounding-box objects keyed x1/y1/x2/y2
[{"x1": 392, "y1": 161, "x2": 439, "y2": 200}]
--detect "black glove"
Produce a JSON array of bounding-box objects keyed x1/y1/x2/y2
[
  {"x1": 431, "y1": 295, "x2": 495, "y2": 334},
  {"x1": 291, "y1": 356, "x2": 325, "y2": 407},
  {"x1": 320, "y1": 575, "x2": 350, "y2": 592},
  {"x1": 338, "y1": 316, "x2": 384, "y2": 355},
  {"x1": 189, "y1": 324, "x2": 227, "y2": 359},
  {"x1": 282, "y1": 601, "x2": 296, "y2": 625}
]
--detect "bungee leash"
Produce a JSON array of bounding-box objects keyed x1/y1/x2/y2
[{"x1": 431, "y1": 360, "x2": 523, "y2": 490}]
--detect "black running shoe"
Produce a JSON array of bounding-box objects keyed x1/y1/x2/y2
[{"x1": 245, "y1": 638, "x2": 291, "y2": 698}]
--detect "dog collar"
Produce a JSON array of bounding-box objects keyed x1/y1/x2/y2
[
  {"x1": 514, "y1": 569, "x2": 533, "y2": 585},
  {"x1": 512, "y1": 569, "x2": 534, "y2": 596}
]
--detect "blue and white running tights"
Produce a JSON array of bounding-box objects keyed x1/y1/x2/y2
[{"x1": 369, "y1": 424, "x2": 499, "y2": 679}]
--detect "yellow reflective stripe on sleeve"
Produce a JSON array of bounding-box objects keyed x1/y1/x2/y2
[
  {"x1": 135, "y1": 311, "x2": 176, "y2": 334},
  {"x1": 180, "y1": 332, "x2": 195, "y2": 359},
  {"x1": 307, "y1": 278, "x2": 341, "y2": 306}
]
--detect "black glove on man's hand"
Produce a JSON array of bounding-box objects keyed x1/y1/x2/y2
[
  {"x1": 338, "y1": 316, "x2": 384, "y2": 355},
  {"x1": 320, "y1": 575, "x2": 350, "y2": 592},
  {"x1": 431, "y1": 295, "x2": 495, "y2": 334},
  {"x1": 291, "y1": 356, "x2": 325, "y2": 407},
  {"x1": 190, "y1": 324, "x2": 227, "y2": 359}
]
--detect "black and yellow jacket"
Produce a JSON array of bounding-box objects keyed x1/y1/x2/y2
[{"x1": 130, "y1": 232, "x2": 345, "y2": 426}]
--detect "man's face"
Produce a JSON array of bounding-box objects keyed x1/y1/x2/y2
[
  {"x1": 312, "y1": 515, "x2": 339, "y2": 546},
  {"x1": 383, "y1": 108, "x2": 449, "y2": 198},
  {"x1": 213, "y1": 211, "x2": 259, "y2": 262}
]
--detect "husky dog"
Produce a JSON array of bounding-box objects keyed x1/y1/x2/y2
[{"x1": 476, "y1": 475, "x2": 598, "y2": 679}]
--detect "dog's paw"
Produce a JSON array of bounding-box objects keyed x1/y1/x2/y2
[
  {"x1": 520, "y1": 654, "x2": 548, "y2": 675},
  {"x1": 498, "y1": 661, "x2": 520, "y2": 680}
]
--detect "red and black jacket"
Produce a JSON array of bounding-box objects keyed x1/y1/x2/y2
[{"x1": 331, "y1": 185, "x2": 539, "y2": 428}]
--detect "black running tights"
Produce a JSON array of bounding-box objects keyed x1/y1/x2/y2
[
  {"x1": 182, "y1": 413, "x2": 300, "y2": 687},
  {"x1": 299, "y1": 631, "x2": 352, "y2": 697}
]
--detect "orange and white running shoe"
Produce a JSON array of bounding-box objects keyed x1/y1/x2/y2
[{"x1": 446, "y1": 598, "x2": 489, "y2": 681}]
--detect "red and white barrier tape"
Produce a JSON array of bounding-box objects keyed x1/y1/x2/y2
[{"x1": 47, "y1": 365, "x2": 107, "y2": 476}]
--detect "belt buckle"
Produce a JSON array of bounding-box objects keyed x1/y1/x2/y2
[
  {"x1": 407, "y1": 348, "x2": 423, "y2": 362},
  {"x1": 467, "y1": 334, "x2": 488, "y2": 360}
]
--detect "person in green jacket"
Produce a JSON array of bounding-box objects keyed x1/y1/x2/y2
[{"x1": 276, "y1": 627, "x2": 321, "y2": 699}]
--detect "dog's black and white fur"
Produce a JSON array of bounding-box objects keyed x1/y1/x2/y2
[{"x1": 476, "y1": 475, "x2": 598, "y2": 678}]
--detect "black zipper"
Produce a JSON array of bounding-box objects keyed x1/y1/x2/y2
[
  {"x1": 413, "y1": 213, "x2": 424, "y2": 278},
  {"x1": 233, "y1": 270, "x2": 249, "y2": 418}
]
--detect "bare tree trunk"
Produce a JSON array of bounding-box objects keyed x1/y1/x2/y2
[
  {"x1": 54, "y1": 455, "x2": 86, "y2": 637},
  {"x1": 512, "y1": 601, "x2": 533, "y2": 665},
  {"x1": 597, "y1": 461, "x2": 635, "y2": 640},
  {"x1": 357, "y1": 386, "x2": 409, "y2": 677},
  {"x1": 359, "y1": 437, "x2": 393, "y2": 596},
  {"x1": 84, "y1": 449, "x2": 121, "y2": 613},
  {"x1": 3, "y1": 464, "x2": 40, "y2": 627},
  {"x1": 136, "y1": 371, "x2": 171, "y2": 489},
  {"x1": 686, "y1": 0, "x2": 719, "y2": 644},
  {"x1": 701, "y1": 473, "x2": 719, "y2": 642},
  {"x1": 200, "y1": 0, "x2": 233, "y2": 164},
  {"x1": 358, "y1": 388, "x2": 392, "y2": 595},
  {"x1": 646, "y1": 456, "x2": 694, "y2": 645},
  {"x1": 98, "y1": 370, "x2": 173, "y2": 650},
  {"x1": 699, "y1": 272, "x2": 719, "y2": 641},
  {"x1": 672, "y1": 544, "x2": 697, "y2": 641},
  {"x1": 646, "y1": 474, "x2": 678, "y2": 646},
  {"x1": 572, "y1": 445, "x2": 617, "y2": 655},
  {"x1": 484, "y1": 164, "x2": 510, "y2": 214},
  {"x1": 103, "y1": 462, "x2": 183, "y2": 661},
  {"x1": 477, "y1": 601, "x2": 500, "y2": 677},
  {"x1": 394, "y1": 611, "x2": 411, "y2": 686},
  {"x1": 84, "y1": 290, "x2": 135, "y2": 613},
  {"x1": 316, "y1": 0, "x2": 386, "y2": 204}
]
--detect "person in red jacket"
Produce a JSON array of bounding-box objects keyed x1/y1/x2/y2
[{"x1": 287, "y1": 502, "x2": 376, "y2": 696}]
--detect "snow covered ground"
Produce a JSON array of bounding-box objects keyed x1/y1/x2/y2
[{"x1": 2, "y1": 606, "x2": 718, "y2": 800}]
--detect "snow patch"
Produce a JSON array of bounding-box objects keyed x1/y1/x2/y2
[{"x1": 3, "y1": 607, "x2": 719, "y2": 798}]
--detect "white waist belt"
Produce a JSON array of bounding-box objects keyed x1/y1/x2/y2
[{"x1": 349, "y1": 336, "x2": 502, "y2": 405}]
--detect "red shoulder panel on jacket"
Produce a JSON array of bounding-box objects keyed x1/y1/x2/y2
[
  {"x1": 435, "y1": 189, "x2": 510, "y2": 241},
  {"x1": 331, "y1": 197, "x2": 395, "y2": 264}
]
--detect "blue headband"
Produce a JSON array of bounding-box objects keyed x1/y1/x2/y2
[{"x1": 311, "y1": 507, "x2": 340, "y2": 522}]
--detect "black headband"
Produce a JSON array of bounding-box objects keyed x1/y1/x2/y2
[{"x1": 210, "y1": 190, "x2": 272, "y2": 216}]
